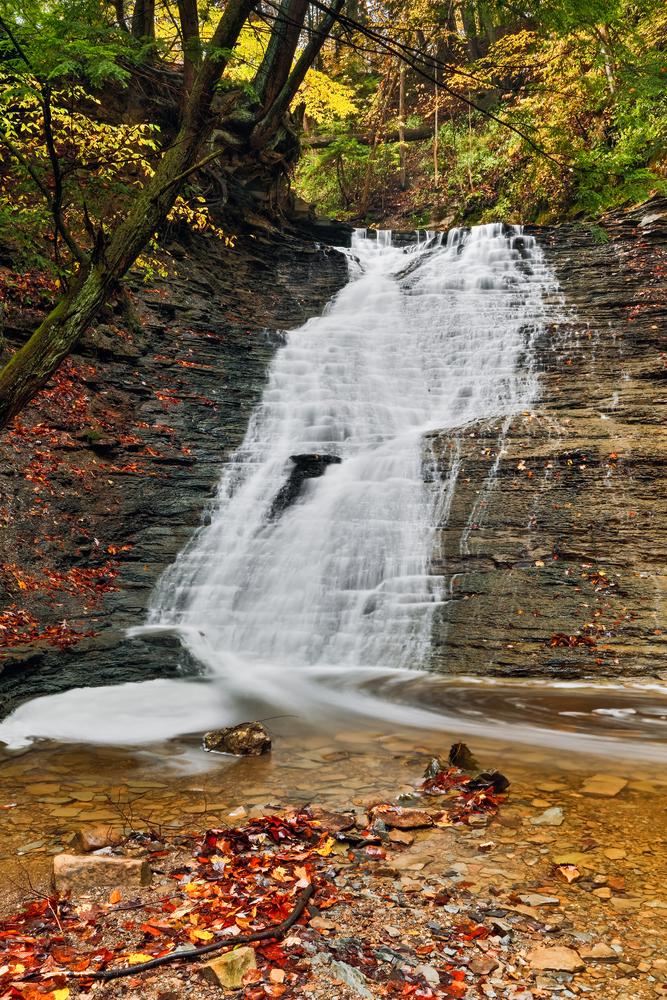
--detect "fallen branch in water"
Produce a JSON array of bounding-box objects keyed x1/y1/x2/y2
[{"x1": 89, "y1": 883, "x2": 315, "y2": 980}]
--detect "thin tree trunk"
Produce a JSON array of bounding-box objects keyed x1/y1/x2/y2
[
  {"x1": 434, "y1": 85, "x2": 438, "y2": 187},
  {"x1": 398, "y1": 62, "x2": 406, "y2": 191},
  {"x1": 131, "y1": 0, "x2": 155, "y2": 40},
  {"x1": 599, "y1": 24, "x2": 616, "y2": 93},
  {"x1": 468, "y1": 94, "x2": 473, "y2": 191},
  {"x1": 0, "y1": 0, "x2": 256, "y2": 430},
  {"x1": 177, "y1": 0, "x2": 201, "y2": 101}
]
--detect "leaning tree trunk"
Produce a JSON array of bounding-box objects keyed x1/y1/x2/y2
[{"x1": 0, "y1": 0, "x2": 256, "y2": 431}]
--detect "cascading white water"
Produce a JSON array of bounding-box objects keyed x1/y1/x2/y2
[
  {"x1": 148, "y1": 224, "x2": 552, "y2": 673},
  {"x1": 0, "y1": 223, "x2": 566, "y2": 749}
]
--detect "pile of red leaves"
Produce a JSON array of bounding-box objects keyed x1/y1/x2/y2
[
  {"x1": 0, "y1": 606, "x2": 98, "y2": 650},
  {"x1": 0, "y1": 563, "x2": 118, "y2": 648},
  {"x1": 0, "y1": 814, "x2": 337, "y2": 1000},
  {"x1": 545, "y1": 632, "x2": 597, "y2": 649},
  {"x1": 416, "y1": 763, "x2": 508, "y2": 826}
]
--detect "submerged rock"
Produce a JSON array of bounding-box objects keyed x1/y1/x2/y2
[
  {"x1": 204, "y1": 721, "x2": 272, "y2": 756},
  {"x1": 269, "y1": 453, "x2": 342, "y2": 518},
  {"x1": 80, "y1": 826, "x2": 125, "y2": 853}
]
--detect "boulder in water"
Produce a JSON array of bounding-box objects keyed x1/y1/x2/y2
[{"x1": 204, "y1": 721, "x2": 271, "y2": 756}]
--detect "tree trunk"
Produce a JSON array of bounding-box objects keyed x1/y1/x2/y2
[
  {"x1": 398, "y1": 62, "x2": 406, "y2": 190},
  {"x1": 599, "y1": 24, "x2": 616, "y2": 93},
  {"x1": 114, "y1": 0, "x2": 129, "y2": 32},
  {"x1": 177, "y1": 0, "x2": 201, "y2": 101},
  {"x1": 254, "y1": 0, "x2": 311, "y2": 109},
  {"x1": 460, "y1": 5, "x2": 480, "y2": 62},
  {"x1": 131, "y1": 0, "x2": 155, "y2": 40},
  {"x1": 0, "y1": 0, "x2": 256, "y2": 431},
  {"x1": 249, "y1": 0, "x2": 345, "y2": 151},
  {"x1": 306, "y1": 123, "x2": 434, "y2": 149}
]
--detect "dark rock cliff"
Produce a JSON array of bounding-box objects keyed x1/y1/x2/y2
[
  {"x1": 0, "y1": 226, "x2": 349, "y2": 718},
  {"x1": 427, "y1": 200, "x2": 667, "y2": 680},
  {"x1": 3, "y1": 199, "x2": 667, "y2": 721}
]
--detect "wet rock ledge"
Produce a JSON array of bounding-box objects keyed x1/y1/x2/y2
[
  {"x1": 427, "y1": 200, "x2": 667, "y2": 680},
  {"x1": 0, "y1": 226, "x2": 349, "y2": 718}
]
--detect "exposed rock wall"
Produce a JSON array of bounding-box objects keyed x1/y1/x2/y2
[
  {"x1": 0, "y1": 227, "x2": 349, "y2": 718},
  {"x1": 427, "y1": 202, "x2": 667, "y2": 680}
]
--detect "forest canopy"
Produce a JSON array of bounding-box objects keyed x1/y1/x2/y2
[
  {"x1": 294, "y1": 0, "x2": 667, "y2": 226},
  {"x1": 0, "y1": 0, "x2": 665, "y2": 424}
]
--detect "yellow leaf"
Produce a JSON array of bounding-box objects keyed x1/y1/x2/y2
[
  {"x1": 53, "y1": 990, "x2": 70, "y2": 1000},
  {"x1": 192, "y1": 929, "x2": 213, "y2": 940},
  {"x1": 127, "y1": 953, "x2": 154, "y2": 964},
  {"x1": 315, "y1": 837, "x2": 335, "y2": 857}
]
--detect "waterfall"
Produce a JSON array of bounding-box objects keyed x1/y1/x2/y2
[
  {"x1": 0, "y1": 224, "x2": 561, "y2": 749},
  {"x1": 148, "y1": 224, "x2": 553, "y2": 674}
]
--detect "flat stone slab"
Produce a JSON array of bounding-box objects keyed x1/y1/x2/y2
[
  {"x1": 580, "y1": 943, "x2": 620, "y2": 962},
  {"x1": 54, "y1": 854, "x2": 152, "y2": 893},
  {"x1": 580, "y1": 774, "x2": 627, "y2": 797},
  {"x1": 527, "y1": 946, "x2": 584, "y2": 972},
  {"x1": 372, "y1": 806, "x2": 433, "y2": 829}
]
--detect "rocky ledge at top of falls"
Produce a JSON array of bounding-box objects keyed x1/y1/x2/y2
[
  {"x1": 0, "y1": 224, "x2": 349, "y2": 719},
  {"x1": 427, "y1": 198, "x2": 667, "y2": 680}
]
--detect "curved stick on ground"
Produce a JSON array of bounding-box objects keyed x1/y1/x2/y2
[{"x1": 89, "y1": 883, "x2": 315, "y2": 980}]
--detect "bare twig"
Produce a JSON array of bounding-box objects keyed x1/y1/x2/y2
[
  {"x1": 3, "y1": 865, "x2": 65, "y2": 935},
  {"x1": 0, "y1": 14, "x2": 33, "y2": 68}
]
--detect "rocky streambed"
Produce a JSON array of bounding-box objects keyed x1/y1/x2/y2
[{"x1": 0, "y1": 729, "x2": 666, "y2": 1000}]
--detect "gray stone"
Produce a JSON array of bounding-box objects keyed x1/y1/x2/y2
[{"x1": 329, "y1": 960, "x2": 373, "y2": 998}]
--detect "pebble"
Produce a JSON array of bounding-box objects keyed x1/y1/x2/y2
[
  {"x1": 603, "y1": 847, "x2": 627, "y2": 859},
  {"x1": 529, "y1": 806, "x2": 564, "y2": 826}
]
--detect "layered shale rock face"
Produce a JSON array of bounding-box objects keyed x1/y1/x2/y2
[
  {"x1": 0, "y1": 228, "x2": 349, "y2": 717},
  {"x1": 427, "y1": 201, "x2": 667, "y2": 680}
]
